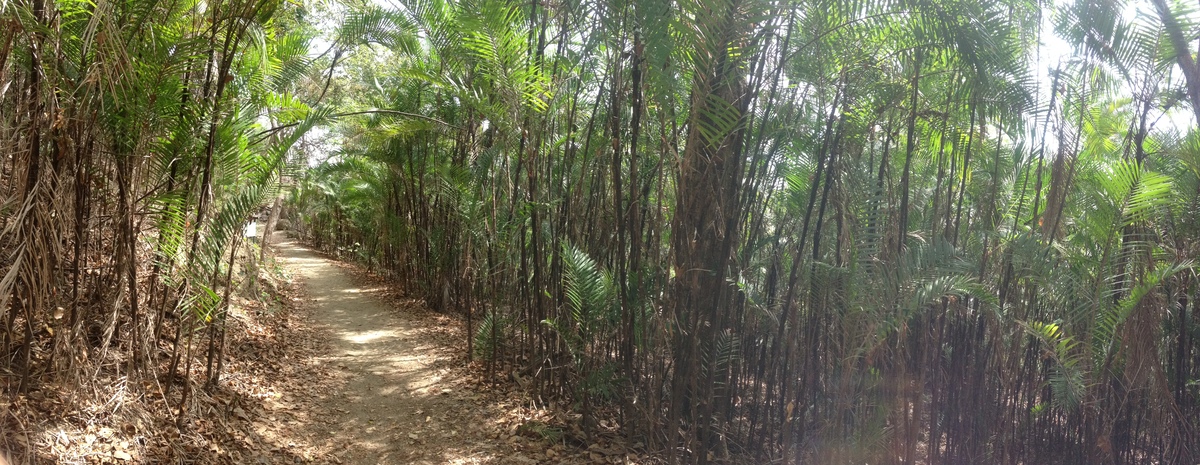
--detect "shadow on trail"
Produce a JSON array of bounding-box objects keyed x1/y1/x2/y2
[{"x1": 275, "y1": 241, "x2": 518, "y2": 465}]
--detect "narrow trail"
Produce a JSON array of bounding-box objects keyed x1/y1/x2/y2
[{"x1": 273, "y1": 239, "x2": 506, "y2": 465}]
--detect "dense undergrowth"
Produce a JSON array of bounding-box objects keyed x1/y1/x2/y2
[
  {"x1": 291, "y1": 0, "x2": 1200, "y2": 463},
  {"x1": 4, "y1": 0, "x2": 1200, "y2": 462},
  {"x1": 0, "y1": 0, "x2": 331, "y2": 458}
]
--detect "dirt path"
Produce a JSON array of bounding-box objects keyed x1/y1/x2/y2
[
  {"x1": 273, "y1": 240, "x2": 508, "y2": 465},
  {"x1": 5, "y1": 238, "x2": 632, "y2": 464}
]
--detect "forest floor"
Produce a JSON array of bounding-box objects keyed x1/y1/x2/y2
[
  {"x1": 208, "y1": 238, "x2": 648, "y2": 464},
  {"x1": 262, "y1": 238, "x2": 622, "y2": 465},
  {"x1": 2, "y1": 236, "x2": 647, "y2": 464},
  {"x1": 257, "y1": 239, "x2": 509, "y2": 464}
]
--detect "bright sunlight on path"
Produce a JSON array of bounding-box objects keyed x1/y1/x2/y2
[{"x1": 275, "y1": 239, "x2": 506, "y2": 465}]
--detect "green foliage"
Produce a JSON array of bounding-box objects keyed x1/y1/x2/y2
[
  {"x1": 473, "y1": 310, "x2": 510, "y2": 362},
  {"x1": 545, "y1": 244, "x2": 616, "y2": 363},
  {"x1": 0, "y1": 0, "x2": 330, "y2": 439},
  {"x1": 280, "y1": 0, "x2": 1200, "y2": 461},
  {"x1": 1026, "y1": 321, "x2": 1086, "y2": 409}
]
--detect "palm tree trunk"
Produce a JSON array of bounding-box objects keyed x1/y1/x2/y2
[
  {"x1": 669, "y1": 0, "x2": 753, "y2": 461},
  {"x1": 898, "y1": 48, "x2": 923, "y2": 255}
]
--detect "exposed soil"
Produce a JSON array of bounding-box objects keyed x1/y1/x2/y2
[
  {"x1": 255, "y1": 239, "x2": 642, "y2": 465},
  {"x1": 268, "y1": 239, "x2": 508, "y2": 464},
  {"x1": 2, "y1": 237, "x2": 647, "y2": 464}
]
